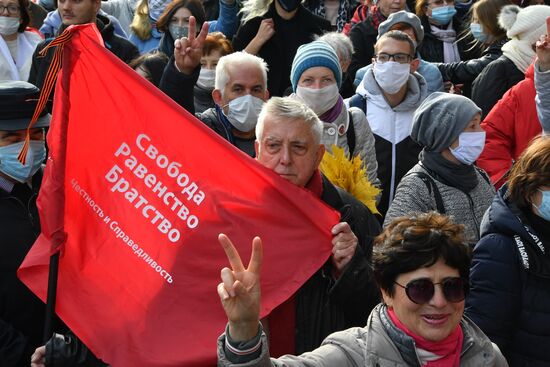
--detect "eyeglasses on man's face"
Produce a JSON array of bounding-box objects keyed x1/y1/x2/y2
[{"x1": 374, "y1": 52, "x2": 413, "y2": 64}]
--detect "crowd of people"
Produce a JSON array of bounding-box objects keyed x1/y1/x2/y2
[{"x1": 1, "y1": 0, "x2": 549, "y2": 364}]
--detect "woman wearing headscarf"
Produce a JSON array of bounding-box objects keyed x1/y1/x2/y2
[{"x1": 385, "y1": 92, "x2": 495, "y2": 246}]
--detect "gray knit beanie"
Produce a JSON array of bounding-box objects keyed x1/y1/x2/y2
[{"x1": 411, "y1": 92, "x2": 481, "y2": 152}]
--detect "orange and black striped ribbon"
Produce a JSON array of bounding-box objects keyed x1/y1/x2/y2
[{"x1": 18, "y1": 29, "x2": 73, "y2": 165}]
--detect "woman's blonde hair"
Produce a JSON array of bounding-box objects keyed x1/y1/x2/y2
[
  {"x1": 131, "y1": 0, "x2": 153, "y2": 41},
  {"x1": 240, "y1": 0, "x2": 273, "y2": 24}
]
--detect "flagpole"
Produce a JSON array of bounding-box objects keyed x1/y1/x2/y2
[{"x1": 43, "y1": 252, "x2": 60, "y2": 343}]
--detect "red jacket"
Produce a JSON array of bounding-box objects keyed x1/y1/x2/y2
[{"x1": 477, "y1": 63, "x2": 542, "y2": 189}]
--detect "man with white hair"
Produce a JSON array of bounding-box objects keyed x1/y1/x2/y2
[
  {"x1": 160, "y1": 18, "x2": 269, "y2": 157},
  {"x1": 198, "y1": 51, "x2": 269, "y2": 157},
  {"x1": 234, "y1": 96, "x2": 381, "y2": 358}
]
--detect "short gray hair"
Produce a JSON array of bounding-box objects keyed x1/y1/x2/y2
[
  {"x1": 256, "y1": 97, "x2": 323, "y2": 145},
  {"x1": 215, "y1": 52, "x2": 269, "y2": 96},
  {"x1": 316, "y1": 32, "x2": 354, "y2": 64}
]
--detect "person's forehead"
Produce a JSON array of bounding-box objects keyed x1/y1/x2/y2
[
  {"x1": 173, "y1": 6, "x2": 192, "y2": 18},
  {"x1": 378, "y1": 0, "x2": 405, "y2": 7},
  {"x1": 226, "y1": 63, "x2": 264, "y2": 85},
  {"x1": 262, "y1": 116, "x2": 313, "y2": 141},
  {"x1": 377, "y1": 38, "x2": 411, "y2": 53},
  {"x1": 389, "y1": 24, "x2": 417, "y2": 41},
  {"x1": 300, "y1": 66, "x2": 334, "y2": 79}
]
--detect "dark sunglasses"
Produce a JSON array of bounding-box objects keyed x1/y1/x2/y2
[{"x1": 394, "y1": 277, "x2": 468, "y2": 304}]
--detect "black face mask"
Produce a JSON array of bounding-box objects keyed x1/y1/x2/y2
[{"x1": 277, "y1": 0, "x2": 300, "y2": 12}]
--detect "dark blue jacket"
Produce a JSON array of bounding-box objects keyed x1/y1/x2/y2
[{"x1": 465, "y1": 185, "x2": 550, "y2": 366}]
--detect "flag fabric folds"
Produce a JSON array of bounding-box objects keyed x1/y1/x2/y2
[{"x1": 17, "y1": 24, "x2": 339, "y2": 366}]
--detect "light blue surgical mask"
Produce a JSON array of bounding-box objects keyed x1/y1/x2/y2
[
  {"x1": 470, "y1": 23, "x2": 488, "y2": 43},
  {"x1": 533, "y1": 190, "x2": 550, "y2": 222},
  {"x1": 430, "y1": 6, "x2": 457, "y2": 25},
  {"x1": 0, "y1": 141, "x2": 46, "y2": 183}
]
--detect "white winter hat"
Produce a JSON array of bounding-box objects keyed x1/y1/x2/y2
[{"x1": 499, "y1": 4, "x2": 550, "y2": 45}]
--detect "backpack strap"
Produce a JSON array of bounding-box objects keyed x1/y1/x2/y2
[
  {"x1": 349, "y1": 94, "x2": 366, "y2": 114},
  {"x1": 474, "y1": 166, "x2": 492, "y2": 186},
  {"x1": 407, "y1": 171, "x2": 446, "y2": 214},
  {"x1": 346, "y1": 111, "x2": 356, "y2": 158}
]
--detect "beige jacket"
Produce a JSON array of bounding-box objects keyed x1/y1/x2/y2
[{"x1": 217, "y1": 304, "x2": 508, "y2": 367}]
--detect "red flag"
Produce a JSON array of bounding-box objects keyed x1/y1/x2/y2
[{"x1": 18, "y1": 24, "x2": 339, "y2": 366}]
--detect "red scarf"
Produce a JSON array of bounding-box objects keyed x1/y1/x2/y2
[
  {"x1": 388, "y1": 308, "x2": 463, "y2": 367},
  {"x1": 266, "y1": 170, "x2": 324, "y2": 356}
]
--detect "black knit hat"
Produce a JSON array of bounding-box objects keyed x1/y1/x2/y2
[{"x1": 0, "y1": 81, "x2": 50, "y2": 131}]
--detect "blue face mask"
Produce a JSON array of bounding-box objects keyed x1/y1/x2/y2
[
  {"x1": 0, "y1": 141, "x2": 46, "y2": 183},
  {"x1": 430, "y1": 6, "x2": 457, "y2": 25},
  {"x1": 470, "y1": 23, "x2": 488, "y2": 43},
  {"x1": 533, "y1": 190, "x2": 550, "y2": 222}
]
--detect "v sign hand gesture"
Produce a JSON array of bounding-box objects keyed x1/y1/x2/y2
[
  {"x1": 174, "y1": 16, "x2": 209, "y2": 75},
  {"x1": 217, "y1": 234, "x2": 263, "y2": 342}
]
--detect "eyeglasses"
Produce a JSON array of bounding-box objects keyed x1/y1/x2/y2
[
  {"x1": 394, "y1": 277, "x2": 468, "y2": 304},
  {"x1": 0, "y1": 4, "x2": 20, "y2": 14},
  {"x1": 374, "y1": 53, "x2": 413, "y2": 64}
]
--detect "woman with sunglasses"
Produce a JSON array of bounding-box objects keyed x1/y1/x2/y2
[
  {"x1": 215, "y1": 212, "x2": 507, "y2": 366},
  {"x1": 466, "y1": 136, "x2": 550, "y2": 366}
]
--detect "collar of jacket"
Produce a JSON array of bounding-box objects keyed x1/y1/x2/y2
[
  {"x1": 58, "y1": 13, "x2": 113, "y2": 38},
  {"x1": 360, "y1": 68, "x2": 428, "y2": 112}
]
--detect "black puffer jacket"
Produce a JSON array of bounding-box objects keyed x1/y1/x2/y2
[
  {"x1": 232, "y1": 4, "x2": 330, "y2": 97},
  {"x1": 346, "y1": 12, "x2": 378, "y2": 98},
  {"x1": 0, "y1": 173, "x2": 43, "y2": 367},
  {"x1": 417, "y1": 14, "x2": 480, "y2": 63},
  {"x1": 436, "y1": 38, "x2": 507, "y2": 85},
  {"x1": 293, "y1": 175, "x2": 381, "y2": 354},
  {"x1": 471, "y1": 55, "x2": 525, "y2": 118},
  {"x1": 466, "y1": 184, "x2": 550, "y2": 366}
]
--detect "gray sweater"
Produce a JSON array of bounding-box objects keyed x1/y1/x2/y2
[{"x1": 384, "y1": 163, "x2": 495, "y2": 244}]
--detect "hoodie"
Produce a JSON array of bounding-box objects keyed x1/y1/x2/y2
[{"x1": 354, "y1": 68, "x2": 428, "y2": 217}]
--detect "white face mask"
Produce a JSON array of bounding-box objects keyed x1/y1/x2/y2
[
  {"x1": 373, "y1": 61, "x2": 411, "y2": 94},
  {"x1": 296, "y1": 84, "x2": 339, "y2": 115},
  {"x1": 196, "y1": 68, "x2": 215, "y2": 89},
  {"x1": 0, "y1": 16, "x2": 20, "y2": 36},
  {"x1": 224, "y1": 94, "x2": 265, "y2": 133},
  {"x1": 449, "y1": 131, "x2": 486, "y2": 165}
]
